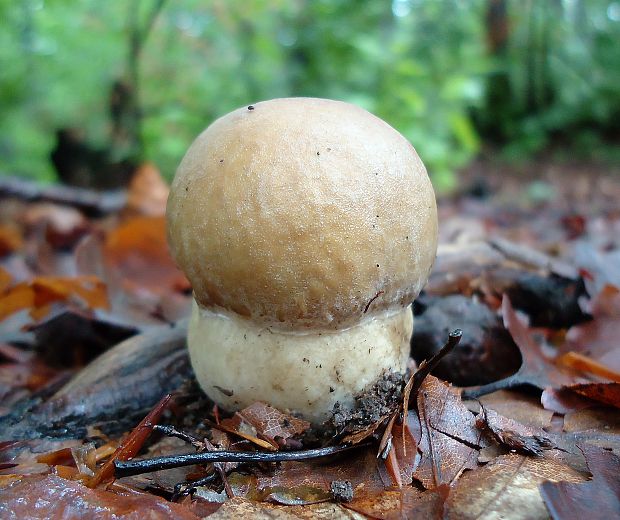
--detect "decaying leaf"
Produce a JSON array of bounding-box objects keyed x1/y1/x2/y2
[
  {"x1": 540, "y1": 444, "x2": 620, "y2": 520},
  {"x1": 463, "y1": 296, "x2": 583, "y2": 398},
  {"x1": 413, "y1": 376, "x2": 484, "y2": 489},
  {"x1": 564, "y1": 284, "x2": 620, "y2": 370},
  {"x1": 446, "y1": 454, "x2": 585, "y2": 520},
  {"x1": 0, "y1": 474, "x2": 200, "y2": 519},
  {"x1": 477, "y1": 405, "x2": 555, "y2": 456},
  {"x1": 237, "y1": 402, "x2": 311, "y2": 449}
]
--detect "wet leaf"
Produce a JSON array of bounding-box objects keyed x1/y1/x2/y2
[
  {"x1": 88, "y1": 393, "x2": 172, "y2": 487},
  {"x1": 0, "y1": 225, "x2": 23, "y2": 257},
  {"x1": 447, "y1": 454, "x2": 585, "y2": 520},
  {"x1": 564, "y1": 284, "x2": 620, "y2": 371},
  {"x1": 540, "y1": 444, "x2": 620, "y2": 520},
  {"x1": 563, "y1": 382, "x2": 620, "y2": 409},
  {"x1": 0, "y1": 474, "x2": 200, "y2": 519},
  {"x1": 541, "y1": 387, "x2": 596, "y2": 415},
  {"x1": 103, "y1": 216, "x2": 189, "y2": 296},
  {"x1": 479, "y1": 389, "x2": 554, "y2": 429},
  {"x1": 0, "y1": 275, "x2": 109, "y2": 323},
  {"x1": 345, "y1": 485, "x2": 450, "y2": 520},
  {"x1": 413, "y1": 376, "x2": 484, "y2": 489},
  {"x1": 463, "y1": 296, "x2": 583, "y2": 398},
  {"x1": 237, "y1": 402, "x2": 310, "y2": 449},
  {"x1": 478, "y1": 406, "x2": 555, "y2": 456},
  {"x1": 124, "y1": 163, "x2": 169, "y2": 217}
]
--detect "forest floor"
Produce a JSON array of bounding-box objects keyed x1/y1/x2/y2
[{"x1": 0, "y1": 159, "x2": 619, "y2": 519}]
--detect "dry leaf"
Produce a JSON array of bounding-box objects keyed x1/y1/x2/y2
[
  {"x1": 540, "y1": 444, "x2": 620, "y2": 520},
  {"x1": 446, "y1": 454, "x2": 585, "y2": 520},
  {"x1": 413, "y1": 376, "x2": 484, "y2": 489}
]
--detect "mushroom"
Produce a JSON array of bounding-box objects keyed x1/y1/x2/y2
[{"x1": 166, "y1": 97, "x2": 438, "y2": 425}]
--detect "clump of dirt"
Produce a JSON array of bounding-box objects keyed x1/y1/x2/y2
[{"x1": 330, "y1": 371, "x2": 405, "y2": 433}]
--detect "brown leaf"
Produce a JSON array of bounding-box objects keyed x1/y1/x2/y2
[
  {"x1": 124, "y1": 163, "x2": 169, "y2": 217},
  {"x1": 564, "y1": 284, "x2": 620, "y2": 369},
  {"x1": 563, "y1": 406, "x2": 620, "y2": 434},
  {"x1": 540, "y1": 444, "x2": 620, "y2": 520},
  {"x1": 413, "y1": 376, "x2": 484, "y2": 489},
  {"x1": 227, "y1": 444, "x2": 389, "y2": 507},
  {"x1": 0, "y1": 275, "x2": 109, "y2": 323},
  {"x1": 447, "y1": 454, "x2": 585, "y2": 520},
  {"x1": 345, "y1": 485, "x2": 450, "y2": 520},
  {"x1": 541, "y1": 387, "x2": 596, "y2": 415},
  {"x1": 479, "y1": 389, "x2": 554, "y2": 429},
  {"x1": 237, "y1": 402, "x2": 310, "y2": 449},
  {"x1": 0, "y1": 474, "x2": 200, "y2": 519},
  {"x1": 478, "y1": 406, "x2": 555, "y2": 456},
  {"x1": 103, "y1": 216, "x2": 189, "y2": 296},
  {"x1": 0, "y1": 225, "x2": 23, "y2": 257},
  {"x1": 464, "y1": 296, "x2": 583, "y2": 398},
  {"x1": 563, "y1": 382, "x2": 620, "y2": 409},
  {"x1": 204, "y1": 496, "x2": 360, "y2": 519}
]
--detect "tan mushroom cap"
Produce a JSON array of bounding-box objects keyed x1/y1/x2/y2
[{"x1": 167, "y1": 97, "x2": 438, "y2": 330}]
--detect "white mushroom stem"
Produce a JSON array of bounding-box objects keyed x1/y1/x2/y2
[{"x1": 188, "y1": 300, "x2": 413, "y2": 424}]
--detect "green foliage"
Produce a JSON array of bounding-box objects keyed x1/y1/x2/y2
[{"x1": 0, "y1": 0, "x2": 618, "y2": 189}]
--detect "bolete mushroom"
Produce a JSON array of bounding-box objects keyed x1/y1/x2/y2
[{"x1": 166, "y1": 97, "x2": 437, "y2": 425}]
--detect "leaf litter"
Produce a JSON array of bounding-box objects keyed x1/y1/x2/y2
[{"x1": 1, "y1": 164, "x2": 620, "y2": 518}]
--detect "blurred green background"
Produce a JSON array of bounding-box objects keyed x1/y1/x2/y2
[{"x1": 1, "y1": 0, "x2": 619, "y2": 190}]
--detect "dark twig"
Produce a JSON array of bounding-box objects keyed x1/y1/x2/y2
[
  {"x1": 115, "y1": 443, "x2": 369, "y2": 478},
  {"x1": 153, "y1": 424, "x2": 204, "y2": 450},
  {"x1": 171, "y1": 473, "x2": 218, "y2": 502},
  {"x1": 460, "y1": 374, "x2": 526, "y2": 399},
  {"x1": 407, "y1": 329, "x2": 463, "y2": 406}
]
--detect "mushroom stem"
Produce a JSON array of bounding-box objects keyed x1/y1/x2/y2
[{"x1": 188, "y1": 301, "x2": 413, "y2": 424}]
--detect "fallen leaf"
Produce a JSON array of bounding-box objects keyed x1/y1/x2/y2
[
  {"x1": 237, "y1": 402, "x2": 310, "y2": 449},
  {"x1": 103, "y1": 216, "x2": 189, "y2": 296},
  {"x1": 563, "y1": 406, "x2": 620, "y2": 434},
  {"x1": 413, "y1": 376, "x2": 484, "y2": 489},
  {"x1": 0, "y1": 275, "x2": 109, "y2": 323},
  {"x1": 0, "y1": 225, "x2": 23, "y2": 257},
  {"x1": 562, "y1": 382, "x2": 620, "y2": 409},
  {"x1": 564, "y1": 284, "x2": 620, "y2": 370},
  {"x1": 540, "y1": 444, "x2": 620, "y2": 519},
  {"x1": 345, "y1": 485, "x2": 450, "y2": 520},
  {"x1": 205, "y1": 496, "x2": 363, "y2": 519},
  {"x1": 87, "y1": 392, "x2": 172, "y2": 487},
  {"x1": 447, "y1": 454, "x2": 585, "y2": 520},
  {"x1": 0, "y1": 474, "x2": 200, "y2": 519},
  {"x1": 478, "y1": 406, "x2": 555, "y2": 456},
  {"x1": 463, "y1": 296, "x2": 583, "y2": 399},
  {"x1": 541, "y1": 387, "x2": 596, "y2": 415},
  {"x1": 124, "y1": 163, "x2": 169, "y2": 217},
  {"x1": 479, "y1": 389, "x2": 554, "y2": 429}
]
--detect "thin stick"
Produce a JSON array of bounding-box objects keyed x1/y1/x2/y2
[{"x1": 115, "y1": 443, "x2": 368, "y2": 478}]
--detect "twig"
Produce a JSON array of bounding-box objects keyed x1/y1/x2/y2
[
  {"x1": 153, "y1": 424, "x2": 203, "y2": 450},
  {"x1": 460, "y1": 374, "x2": 525, "y2": 399},
  {"x1": 406, "y1": 329, "x2": 463, "y2": 406},
  {"x1": 114, "y1": 443, "x2": 369, "y2": 478}
]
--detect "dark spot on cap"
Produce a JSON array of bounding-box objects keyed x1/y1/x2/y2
[
  {"x1": 316, "y1": 151, "x2": 320, "y2": 156},
  {"x1": 329, "y1": 386, "x2": 335, "y2": 393},
  {"x1": 248, "y1": 105, "x2": 255, "y2": 110},
  {"x1": 219, "y1": 159, "x2": 224, "y2": 163}
]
